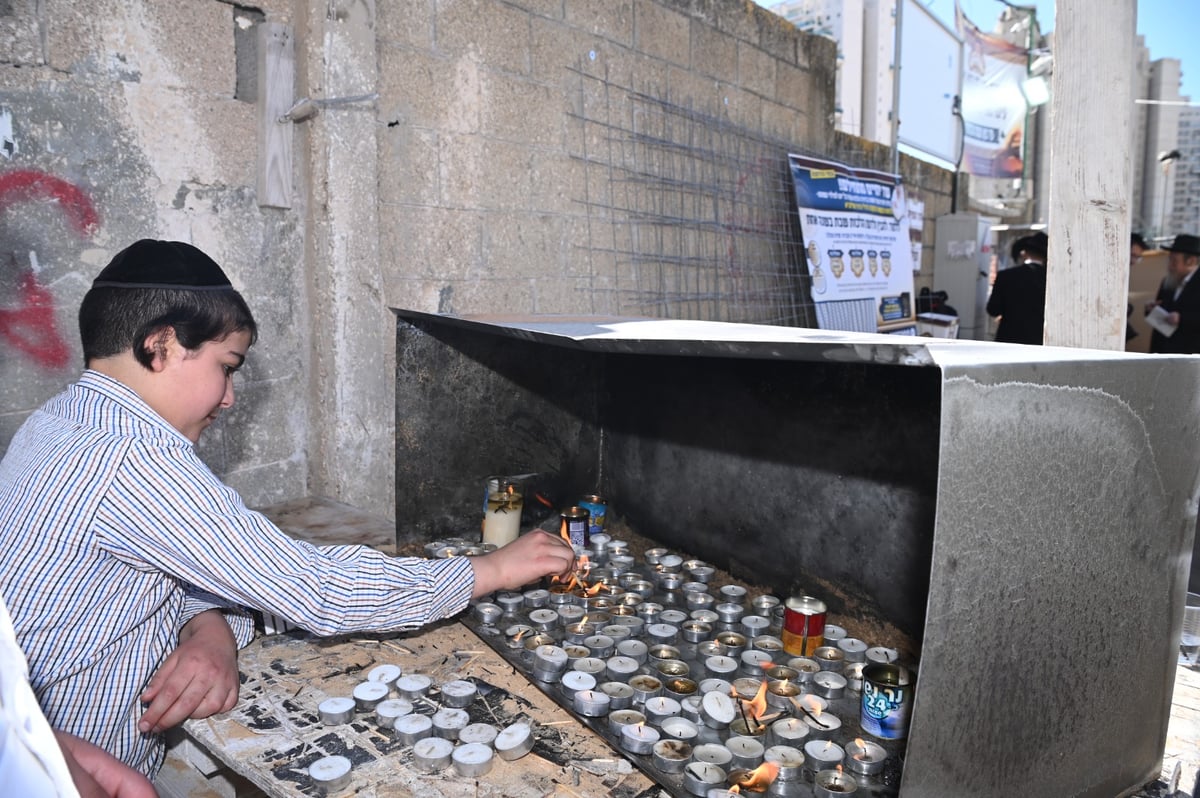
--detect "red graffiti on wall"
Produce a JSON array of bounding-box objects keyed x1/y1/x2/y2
[{"x1": 0, "y1": 169, "x2": 100, "y2": 369}]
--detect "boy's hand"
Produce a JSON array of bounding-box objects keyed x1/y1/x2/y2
[
  {"x1": 469, "y1": 529, "x2": 576, "y2": 598},
  {"x1": 138, "y1": 609, "x2": 239, "y2": 734},
  {"x1": 55, "y1": 730, "x2": 157, "y2": 798}
]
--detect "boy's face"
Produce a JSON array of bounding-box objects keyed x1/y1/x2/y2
[{"x1": 157, "y1": 329, "x2": 252, "y2": 443}]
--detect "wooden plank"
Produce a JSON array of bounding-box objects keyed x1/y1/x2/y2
[
  {"x1": 184, "y1": 623, "x2": 657, "y2": 798},
  {"x1": 257, "y1": 22, "x2": 293, "y2": 209},
  {"x1": 1044, "y1": 0, "x2": 1135, "y2": 349}
]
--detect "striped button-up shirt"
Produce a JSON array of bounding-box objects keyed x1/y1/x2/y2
[{"x1": 0, "y1": 370, "x2": 474, "y2": 775}]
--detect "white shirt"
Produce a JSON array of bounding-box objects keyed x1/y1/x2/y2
[{"x1": 0, "y1": 594, "x2": 79, "y2": 798}]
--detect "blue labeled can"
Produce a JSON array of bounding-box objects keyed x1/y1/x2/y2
[
  {"x1": 861, "y1": 663, "x2": 913, "y2": 739},
  {"x1": 577, "y1": 494, "x2": 607, "y2": 538}
]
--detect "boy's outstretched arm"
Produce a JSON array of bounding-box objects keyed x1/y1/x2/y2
[{"x1": 137, "y1": 608, "x2": 239, "y2": 734}]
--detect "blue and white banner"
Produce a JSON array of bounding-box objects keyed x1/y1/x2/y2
[{"x1": 790, "y1": 153, "x2": 916, "y2": 332}]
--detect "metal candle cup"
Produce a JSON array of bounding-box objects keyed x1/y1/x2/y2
[
  {"x1": 608, "y1": 708, "x2": 647, "y2": 735},
  {"x1": 686, "y1": 564, "x2": 715, "y2": 584},
  {"x1": 661, "y1": 715, "x2": 700, "y2": 742},
  {"x1": 605, "y1": 654, "x2": 641, "y2": 682},
  {"x1": 697, "y1": 639, "x2": 728, "y2": 659},
  {"x1": 318, "y1": 696, "x2": 355, "y2": 726},
  {"x1": 523, "y1": 587, "x2": 551, "y2": 609},
  {"x1": 740, "y1": 615, "x2": 771, "y2": 638},
  {"x1": 683, "y1": 620, "x2": 714, "y2": 643},
  {"x1": 649, "y1": 644, "x2": 682, "y2": 665},
  {"x1": 728, "y1": 716, "x2": 767, "y2": 738},
  {"x1": 620, "y1": 722, "x2": 661, "y2": 755},
  {"x1": 715, "y1": 602, "x2": 745, "y2": 624},
  {"x1": 716, "y1": 631, "x2": 746, "y2": 658},
  {"x1": 813, "y1": 646, "x2": 845, "y2": 672},
  {"x1": 601, "y1": 623, "x2": 632, "y2": 642},
  {"x1": 752, "y1": 594, "x2": 781, "y2": 615},
  {"x1": 504, "y1": 624, "x2": 535, "y2": 650},
  {"x1": 652, "y1": 739, "x2": 694, "y2": 774},
  {"x1": 663, "y1": 676, "x2": 699, "y2": 702},
  {"x1": 630, "y1": 674, "x2": 664, "y2": 703},
  {"x1": 565, "y1": 622, "x2": 597, "y2": 644},
  {"x1": 700, "y1": 689, "x2": 737, "y2": 730},
  {"x1": 352, "y1": 680, "x2": 389, "y2": 712},
  {"x1": 308, "y1": 754, "x2": 352, "y2": 793},
  {"x1": 814, "y1": 768, "x2": 858, "y2": 797},
  {"x1": 660, "y1": 609, "x2": 689, "y2": 625},
  {"x1": 431, "y1": 707, "x2": 470, "y2": 740},
  {"x1": 558, "y1": 670, "x2": 597, "y2": 699},
  {"x1": 644, "y1": 695, "x2": 683, "y2": 725},
  {"x1": 719, "y1": 584, "x2": 748, "y2": 605},
  {"x1": 656, "y1": 659, "x2": 691, "y2": 681},
  {"x1": 395, "y1": 673, "x2": 433, "y2": 700},
  {"x1": 768, "y1": 716, "x2": 810, "y2": 748},
  {"x1": 495, "y1": 592, "x2": 525, "y2": 614},
  {"x1": 394, "y1": 713, "x2": 433, "y2": 745},
  {"x1": 522, "y1": 633, "x2": 557, "y2": 665},
  {"x1": 412, "y1": 736, "x2": 455, "y2": 773},
  {"x1": 573, "y1": 688, "x2": 612, "y2": 717},
  {"x1": 865, "y1": 646, "x2": 899, "y2": 665},
  {"x1": 692, "y1": 743, "x2": 734, "y2": 769},
  {"x1": 682, "y1": 762, "x2": 727, "y2": 797},
  {"x1": 739, "y1": 649, "x2": 773, "y2": 678},
  {"x1": 837, "y1": 637, "x2": 868, "y2": 662},
  {"x1": 473, "y1": 602, "x2": 503, "y2": 625},
  {"x1": 764, "y1": 744, "x2": 806, "y2": 781},
  {"x1": 704, "y1": 655, "x2": 738, "y2": 681},
  {"x1": 600, "y1": 681, "x2": 636, "y2": 710},
  {"x1": 617, "y1": 638, "x2": 649, "y2": 663},
  {"x1": 584, "y1": 634, "x2": 615, "y2": 658},
  {"x1": 822, "y1": 624, "x2": 847, "y2": 645},
  {"x1": 439, "y1": 679, "x2": 477, "y2": 708},
  {"x1": 637, "y1": 602, "x2": 665, "y2": 623},
  {"x1": 681, "y1": 694, "x2": 704, "y2": 723},
  {"x1": 644, "y1": 547, "x2": 669, "y2": 565},
  {"x1": 752, "y1": 635, "x2": 785, "y2": 656},
  {"x1": 532, "y1": 644, "x2": 569, "y2": 682},
  {"x1": 451, "y1": 742, "x2": 495, "y2": 778},
  {"x1": 844, "y1": 738, "x2": 887, "y2": 775},
  {"x1": 766, "y1": 678, "x2": 802, "y2": 710},
  {"x1": 573, "y1": 656, "x2": 607, "y2": 678},
  {"x1": 458, "y1": 722, "x2": 499, "y2": 746},
  {"x1": 528, "y1": 608, "x2": 561, "y2": 632},
  {"x1": 813, "y1": 671, "x2": 847, "y2": 700},
  {"x1": 802, "y1": 710, "x2": 842, "y2": 741},
  {"x1": 725, "y1": 735, "x2": 765, "y2": 770},
  {"x1": 495, "y1": 721, "x2": 535, "y2": 761},
  {"x1": 786, "y1": 657, "x2": 820, "y2": 683},
  {"x1": 375, "y1": 698, "x2": 413, "y2": 729},
  {"x1": 804, "y1": 739, "x2": 845, "y2": 773},
  {"x1": 647, "y1": 622, "x2": 680, "y2": 646}
]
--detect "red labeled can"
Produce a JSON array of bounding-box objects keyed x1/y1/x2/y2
[{"x1": 781, "y1": 595, "x2": 826, "y2": 657}]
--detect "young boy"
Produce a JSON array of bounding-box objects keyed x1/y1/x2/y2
[{"x1": 0, "y1": 239, "x2": 575, "y2": 777}]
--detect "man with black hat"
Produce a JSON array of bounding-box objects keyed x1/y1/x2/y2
[
  {"x1": 987, "y1": 231, "x2": 1049, "y2": 345},
  {"x1": 1145, "y1": 233, "x2": 1200, "y2": 353}
]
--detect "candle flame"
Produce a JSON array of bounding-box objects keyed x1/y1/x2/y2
[
  {"x1": 514, "y1": 629, "x2": 527, "y2": 642},
  {"x1": 732, "y1": 761, "x2": 780, "y2": 792},
  {"x1": 836, "y1": 764, "x2": 844, "y2": 776},
  {"x1": 740, "y1": 680, "x2": 769, "y2": 725},
  {"x1": 805, "y1": 695, "x2": 823, "y2": 716},
  {"x1": 853, "y1": 738, "x2": 867, "y2": 759}
]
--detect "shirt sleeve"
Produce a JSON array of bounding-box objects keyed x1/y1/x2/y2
[
  {"x1": 180, "y1": 586, "x2": 256, "y2": 648},
  {"x1": 94, "y1": 439, "x2": 477, "y2": 638}
]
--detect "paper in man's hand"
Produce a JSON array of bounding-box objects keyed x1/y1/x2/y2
[{"x1": 1146, "y1": 305, "x2": 1178, "y2": 338}]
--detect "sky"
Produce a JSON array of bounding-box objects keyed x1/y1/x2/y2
[{"x1": 922, "y1": 0, "x2": 1200, "y2": 101}]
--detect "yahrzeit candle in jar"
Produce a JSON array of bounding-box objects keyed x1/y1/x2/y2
[{"x1": 308, "y1": 754, "x2": 352, "y2": 793}]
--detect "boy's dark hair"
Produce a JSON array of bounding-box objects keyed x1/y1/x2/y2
[
  {"x1": 79, "y1": 240, "x2": 258, "y2": 368},
  {"x1": 1131, "y1": 232, "x2": 1148, "y2": 250}
]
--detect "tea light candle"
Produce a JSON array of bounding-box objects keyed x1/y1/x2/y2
[
  {"x1": 609, "y1": 553, "x2": 635, "y2": 573},
  {"x1": 528, "y1": 608, "x2": 561, "y2": 632},
  {"x1": 375, "y1": 698, "x2": 413, "y2": 729},
  {"x1": 412, "y1": 736, "x2": 455, "y2": 773},
  {"x1": 644, "y1": 695, "x2": 683, "y2": 725},
  {"x1": 802, "y1": 709, "x2": 841, "y2": 740},
  {"x1": 659, "y1": 553, "x2": 684, "y2": 572},
  {"x1": 629, "y1": 581, "x2": 656, "y2": 600},
  {"x1": 740, "y1": 650, "x2": 774, "y2": 678},
  {"x1": 764, "y1": 744, "x2": 806, "y2": 781},
  {"x1": 308, "y1": 754, "x2": 352, "y2": 792},
  {"x1": 813, "y1": 646, "x2": 845, "y2": 672},
  {"x1": 431, "y1": 707, "x2": 470, "y2": 740},
  {"x1": 600, "y1": 681, "x2": 636, "y2": 710},
  {"x1": 699, "y1": 677, "x2": 732, "y2": 695},
  {"x1": 504, "y1": 624, "x2": 535, "y2": 649},
  {"x1": 766, "y1": 664, "x2": 799, "y2": 682},
  {"x1": 682, "y1": 761, "x2": 726, "y2": 797},
  {"x1": 664, "y1": 676, "x2": 699, "y2": 702},
  {"x1": 719, "y1": 584, "x2": 748, "y2": 604},
  {"x1": 814, "y1": 767, "x2": 858, "y2": 797},
  {"x1": 700, "y1": 689, "x2": 737, "y2": 729},
  {"x1": 740, "y1": 615, "x2": 771, "y2": 638},
  {"x1": 557, "y1": 604, "x2": 586, "y2": 623},
  {"x1": 731, "y1": 677, "x2": 763, "y2": 702},
  {"x1": 652, "y1": 738, "x2": 694, "y2": 773},
  {"x1": 495, "y1": 592, "x2": 525, "y2": 614},
  {"x1": 660, "y1": 609, "x2": 689, "y2": 625},
  {"x1": 804, "y1": 739, "x2": 845, "y2": 772},
  {"x1": 661, "y1": 715, "x2": 700, "y2": 742},
  {"x1": 608, "y1": 708, "x2": 647, "y2": 735},
  {"x1": 865, "y1": 646, "x2": 899, "y2": 665},
  {"x1": 612, "y1": 615, "x2": 645, "y2": 636},
  {"x1": 752, "y1": 594, "x2": 781, "y2": 615},
  {"x1": 691, "y1": 743, "x2": 734, "y2": 768},
  {"x1": 813, "y1": 671, "x2": 847, "y2": 699},
  {"x1": 601, "y1": 623, "x2": 632, "y2": 642},
  {"x1": 680, "y1": 694, "x2": 703, "y2": 723},
  {"x1": 459, "y1": 722, "x2": 499, "y2": 746},
  {"x1": 837, "y1": 638, "x2": 868, "y2": 662},
  {"x1": 792, "y1": 693, "x2": 829, "y2": 715},
  {"x1": 844, "y1": 661, "x2": 866, "y2": 692},
  {"x1": 644, "y1": 547, "x2": 669, "y2": 565},
  {"x1": 686, "y1": 562, "x2": 715, "y2": 583},
  {"x1": 617, "y1": 639, "x2": 649, "y2": 664},
  {"x1": 752, "y1": 634, "x2": 785, "y2": 655},
  {"x1": 394, "y1": 713, "x2": 433, "y2": 745},
  {"x1": 844, "y1": 738, "x2": 887, "y2": 775},
  {"x1": 728, "y1": 716, "x2": 767, "y2": 738},
  {"x1": 715, "y1": 602, "x2": 745, "y2": 624},
  {"x1": 522, "y1": 633, "x2": 557, "y2": 664},
  {"x1": 495, "y1": 721, "x2": 534, "y2": 761},
  {"x1": 573, "y1": 656, "x2": 607, "y2": 678},
  {"x1": 367, "y1": 663, "x2": 402, "y2": 688},
  {"x1": 548, "y1": 586, "x2": 579, "y2": 607},
  {"x1": 656, "y1": 659, "x2": 691, "y2": 681},
  {"x1": 620, "y1": 722, "x2": 661, "y2": 755},
  {"x1": 697, "y1": 640, "x2": 728, "y2": 660},
  {"x1": 573, "y1": 688, "x2": 612, "y2": 717},
  {"x1": 317, "y1": 696, "x2": 355, "y2": 726},
  {"x1": 768, "y1": 716, "x2": 810, "y2": 748},
  {"x1": 605, "y1": 654, "x2": 641, "y2": 682},
  {"x1": 726, "y1": 735, "x2": 765, "y2": 769},
  {"x1": 606, "y1": 539, "x2": 629, "y2": 557},
  {"x1": 472, "y1": 601, "x2": 503, "y2": 625},
  {"x1": 688, "y1": 593, "x2": 717, "y2": 612},
  {"x1": 352, "y1": 680, "x2": 390, "y2": 712},
  {"x1": 532, "y1": 644, "x2": 569, "y2": 682},
  {"x1": 439, "y1": 679, "x2": 477, "y2": 708},
  {"x1": 584, "y1": 634, "x2": 616, "y2": 658},
  {"x1": 786, "y1": 657, "x2": 820, "y2": 683},
  {"x1": 630, "y1": 674, "x2": 663, "y2": 703},
  {"x1": 715, "y1": 632, "x2": 746, "y2": 658},
  {"x1": 452, "y1": 741, "x2": 494, "y2": 778},
  {"x1": 565, "y1": 621, "x2": 598, "y2": 644},
  {"x1": 658, "y1": 572, "x2": 684, "y2": 591},
  {"x1": 766, "y1": 678, "x2": 801, "y2": 710},
  {"x1": 523, "y1": 587, "x2": 551, "y2": 608},
  {"x1": 559, "y1": 670, "x2": 597, "y2": 699},
  {"x1": 823, "y1": 622, "x2": 847, "y2": 643},
  {"x1": 638, "y1": 603, "x2": 666, "y2": 624},
  {"x1": 649, "y1": 644, "x2": 682, "y2": 665}
]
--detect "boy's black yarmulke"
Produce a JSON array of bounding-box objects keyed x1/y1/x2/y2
[{"x1": 91, "y1": 239, "x2": 233, "y2": 290}]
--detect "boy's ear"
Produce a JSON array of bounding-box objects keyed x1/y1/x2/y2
[{"x1": 141, "y1": 327, "x2": 179, "y2": 372}]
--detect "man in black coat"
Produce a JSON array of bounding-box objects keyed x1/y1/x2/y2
[
  {"x1": 1146, "y1": 233, "x2": 1200, "y2": 354},
  {"x1": 987, "y1": 231, "x2": 1048, "y2": 345}
]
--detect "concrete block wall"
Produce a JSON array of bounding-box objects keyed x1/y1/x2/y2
[{"x1": 1, "y1": 0, "x2": 954, "y2": 521}]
